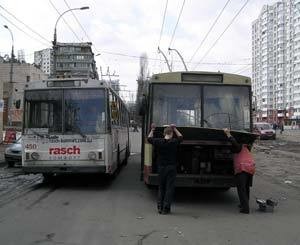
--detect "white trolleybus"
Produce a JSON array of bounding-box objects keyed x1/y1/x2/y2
[{"x1": 22, "y1": 77, "x2": 130, "y2": 178}]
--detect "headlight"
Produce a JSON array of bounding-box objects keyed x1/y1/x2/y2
[
  {"x1": 88, "y1": 151, "x2": 97, "y2": 160},
  {"x1": 31, "y1": 152, "x2": 40, "y2": 160},
  {"x1": 5, "y1": 148, "x2": 11, "y2": 154}
]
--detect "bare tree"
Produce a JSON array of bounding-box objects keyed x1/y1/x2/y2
[{"x1": 136, "y1": 53, "x2": 150, "y2": 123}]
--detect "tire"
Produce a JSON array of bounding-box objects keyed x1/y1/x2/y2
[
  {"x1": 146, "y1": 183, "x2": 157, "y2": 190},
  {"x1": 123, "y1": 156, "x2": 128, "y2": 166},
  {"x1": 123, "y1": 145, "x2": 129, "y2": 166},
  {"x1": 43, "y1": 173, "x2": 54, "y2": 183},
  {"x1": 117, "y1": 145, "x2": 121, "y2": 167},
  {"x1": 7, "y1": 161, "x2": 15, "y2": 168},
  {"x1": 216, "y1": 187, "x2": 231, "y2": 192}
]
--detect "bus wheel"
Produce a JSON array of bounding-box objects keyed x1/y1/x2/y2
[
  {"x1": 7, "y1": 161, "x2": 15, "y2": 168},
  {"x1": 146, "y1": 184, "x2": 157, "y2": 190},
  {"x1": 43, "y1": 173, "x2": 54, "y2": 183},
  {"x1": 216, "y1": 187, "x2": 231, "y2": 192},
  {"x1": 117, "y1": 145, "x2": 121, "y2": 167},
  {"x1": 123, "y1": 146, "x2": 129, "y2": 166}
]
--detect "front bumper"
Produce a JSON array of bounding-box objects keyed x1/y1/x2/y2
[
  {"x1": 260, "y1": 134, "x2": 275, "y2": 139},
  {"x1": 148, "y1": 174, "x2": 236, "y2": 188},
  {"x1": 22, "y1": 165, "x2": 107, "y2": 174},
  {"x1": 5, "y1": 153, "x2": 22, "y2": 162}
]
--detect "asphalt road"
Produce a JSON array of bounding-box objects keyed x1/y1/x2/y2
[{"x1": 0, "y1": 132, "x2": 299, "y2": 245}]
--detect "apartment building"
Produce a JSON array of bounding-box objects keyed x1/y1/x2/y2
[
  {"x1": 34, "y1": 48, "x2": 53, "y2": 76},
  {"x1": 252, "y1": 0, "x2": 300, "y2": 120},
  {"x1": 53, "y1": 42, "x2": 98, "y2": 79}
]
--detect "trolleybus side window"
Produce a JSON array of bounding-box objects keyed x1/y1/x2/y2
[
  {"x1": 106, "y1": 90, "x2": 112, "y2": 131},
  {"x1": 110, "y1": 91, "x2": 120, "y2": 126},
  {"x1": 121, "y1": 103, "x2": 125, "y2": 127}
]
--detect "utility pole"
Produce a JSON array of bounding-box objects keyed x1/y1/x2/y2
[
  {"x1": 4, "y1": 25, "x2": 14, "y2": 126},
  {"x1": 100, "y1": 66, "x2": 120, "y2": 93}
]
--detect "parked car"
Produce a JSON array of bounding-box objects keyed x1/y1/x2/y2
[
  {"x1": 253, "y1": 123, "x2": 276, "y2": 140},
  {"x1": 5, "y1": 137, "x2": 22, "y2": 167}
]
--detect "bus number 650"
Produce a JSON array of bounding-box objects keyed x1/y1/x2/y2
[{"x1": 25, "y1": 144, "x2": 37, "y2": 150}]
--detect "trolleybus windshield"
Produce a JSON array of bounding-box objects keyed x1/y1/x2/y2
[
  {"x1": 152, "y1": 84, "x2": 250, "y2": 131},
  {"x1": 24, "y1": 89, "x2": 106, "y2": 135}
]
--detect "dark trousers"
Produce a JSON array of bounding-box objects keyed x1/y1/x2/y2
[
  {"x1": 158, "y1": 165, "x2": 176, "y2": 211},
  {"x1": 236, "y1": 172, "x2": 252, "y2": 211}
]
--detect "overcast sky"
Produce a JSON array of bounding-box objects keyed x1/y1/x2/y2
[{"x1": 0, "y1": 0, "x2": 276, "y2": 99}]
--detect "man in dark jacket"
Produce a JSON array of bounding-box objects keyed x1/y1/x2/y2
[{"x1": 148, "y1": 123, "x2": 183, "y2": 214}]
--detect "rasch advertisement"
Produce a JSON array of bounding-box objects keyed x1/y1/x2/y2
[{"x1": 23, "y1": 135, "x2": 104, "y2": 161}]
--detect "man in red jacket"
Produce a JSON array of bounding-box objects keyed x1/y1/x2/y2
[{"x1": 224, "y1": 128, "x2": 255, "y2": 214}]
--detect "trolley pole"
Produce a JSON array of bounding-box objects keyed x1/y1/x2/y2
[
  {"x1": 168, "y1": 47, "x2": 188, "y2": 71},
  {"x1": 158, "y1": 47, "x2": 172, "y2": 72}
]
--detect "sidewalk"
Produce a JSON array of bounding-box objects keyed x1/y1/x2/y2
[{"x1": 276, "y1": 129, "x2": 300, "y2": 142}]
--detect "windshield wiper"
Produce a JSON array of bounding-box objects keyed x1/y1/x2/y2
[
  {"x1": 204, "y1": 112, "x2": 233, "y2": 129},
  {"x1": 28, "y1": 129, "x2": 50, "y2": 139},
  {"x1": 70, "y1": 125, "x2": 86, "y2": 138}
]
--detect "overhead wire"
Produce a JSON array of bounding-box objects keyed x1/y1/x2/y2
[
  {"x1": 235, "y1": 64, "x2": 252, "y2": 74},
  {"x1": 188, "y1": 0, "x2": 231, "y2": 63},
  {"x1": 60, "y1": 0, "x2": 108, "y2": 67},
  {"x1": 63, "y1": 0, "x2": 93, "y2": 45},
  {"x1": 0, "y1": 12, "x2": 51, "y2": 47},
  {"x1": 168, "y1": 0, "x2": 186, "y2": 48},
  {"x1": 157, "y1": 0, "x2": 169, "y2": 47},
  {"x1": 0, "y1": 4, "x2": 51, "y2": 45},
  {"x1": 154, "y1": 0, "x2": 169, "y2": 72},
  {"x1": 233, "y1": 63, "x2": 250, "y2": 73},
  {"x1": 193, "y1": 0, "x2": 250, "y2": 70},
  {"x1": 101, "y1": 50, "x2": 251, "y2": 65}
]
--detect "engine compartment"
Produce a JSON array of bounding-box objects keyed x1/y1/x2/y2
[
  {"x1": 152, "y1": 144, "x2": 234, "y2": 176},
  {"x1": 149, "y1": 126, "x2": 257, "y2": 176}
]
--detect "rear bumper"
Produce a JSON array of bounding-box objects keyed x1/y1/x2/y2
[
  {"x1": 148, "y1": 173, "x2": 236, "y2": 188},
  {"x1": 22, "y1": 165, "x2": 107, "y2": 174}
]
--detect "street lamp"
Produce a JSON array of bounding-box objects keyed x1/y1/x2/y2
[
  {"x1": 3, "y1": 25, "x2": 15, "y2": 126},
  {"x1": 168, "y1": 47, "x2": 188, "y2": 71},
  {"x1": 52, "y1": 6, "x2": 89, "y2": 75}
]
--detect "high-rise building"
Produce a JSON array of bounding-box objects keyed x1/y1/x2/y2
[
  {"x1": 53, "y1": 42, "x2": 98, "y2": 79},
  {"x1": 17, "y1": 49, "x2": 25, "y2": 63},
  {"x1": 34, "y1": 48, "x2": 53, "y2": 75},
  {"x1": 252, "y1": 0, "x2": 300, "y2": 120}
]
